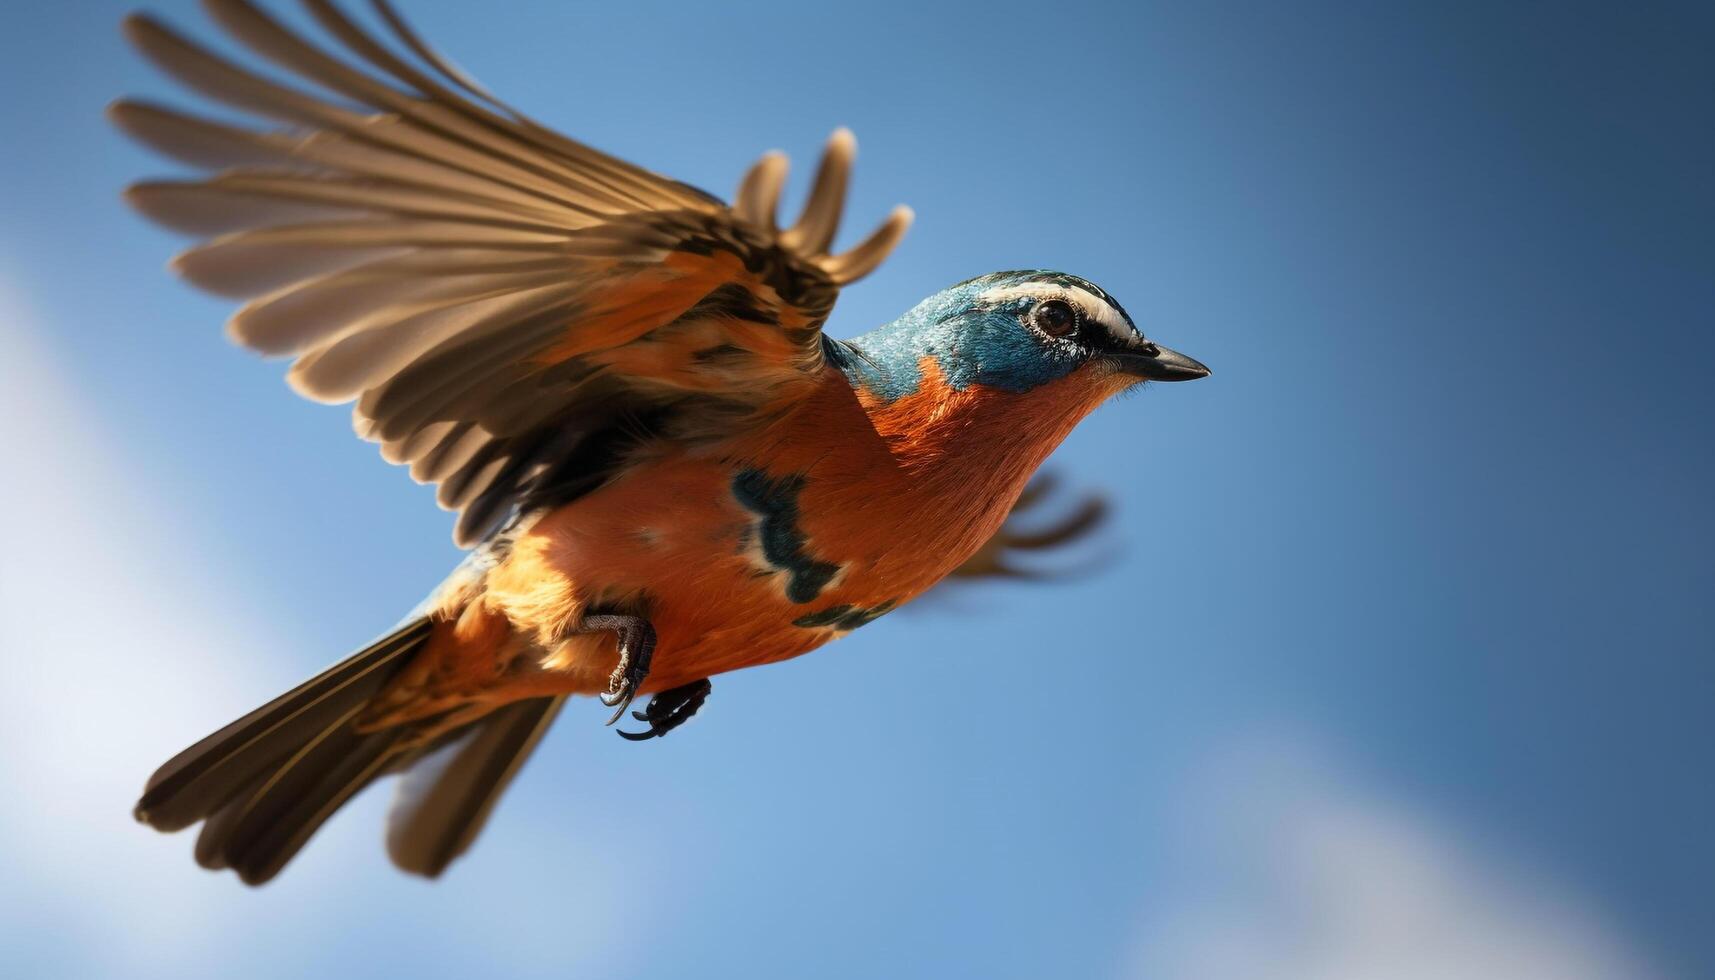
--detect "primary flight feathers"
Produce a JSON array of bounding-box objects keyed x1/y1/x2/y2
[{"x1": 113, "y1": 0, "x2": 911, "y2": 545}]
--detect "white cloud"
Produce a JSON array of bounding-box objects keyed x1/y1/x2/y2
[
  {"x1": 1129, "y1": 735, "x2": 1659, "y2": 980},
  {"x1": 0, "y1": 277, "x2": 307, "y2": 968},
  {"x1": 0, "y1": 278, "x2": 639, "y2": 977}
]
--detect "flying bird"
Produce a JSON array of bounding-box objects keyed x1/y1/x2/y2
[{"x1": 118, "y1": 0, "x2": 1210, "y2": 885}]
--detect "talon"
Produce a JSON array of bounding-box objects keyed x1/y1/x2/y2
[
  {"x1": 614, "y1": 678, "x2": 711, "y2": 742},
  {"x1": 573, "y1": 612, "x2": 658, "y2": 728},
  {"x1": 602, "y1": 688, "x2": 635, "y2": 725}
]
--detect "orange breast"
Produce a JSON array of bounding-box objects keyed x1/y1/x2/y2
[{"x1": 464, "y1": 358, "x2": 1115, "y2": 699}]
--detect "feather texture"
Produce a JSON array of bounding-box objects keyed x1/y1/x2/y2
[
  {"x1": 118, "y1": 0, "x2": 912, "y2": 547},
  {"x1": 134, "y1": 617, "x2": 431, "y2": 833},
  {"x1": 387, "y1": 695, "x2": 566, "y2": 878}
]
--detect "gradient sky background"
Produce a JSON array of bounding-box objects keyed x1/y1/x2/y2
[{"x1": 1, "y1": 0, "x2": 1710, "y2": 977}]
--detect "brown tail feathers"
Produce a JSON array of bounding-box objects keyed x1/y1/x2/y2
[{"x1": 134, "y1": 617, "x2": 563, "y2": 885}]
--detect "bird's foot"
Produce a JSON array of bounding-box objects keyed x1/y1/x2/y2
[
  {"x1": 618, "y1": 679, "x2": 712, "y2": 741},
  {"x1": 575, "y1": 614, "x2": 657, "y2": 725}
]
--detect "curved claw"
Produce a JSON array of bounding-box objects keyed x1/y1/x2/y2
[
  {"x1": 576, "y1": 613, "x2": 656, "y2": 726},
  {"x1": 614, "y1": 678, "x2": 711, "y2": 743},
  {"x1": 601, "y1": 685, "x2": 636, "y2": 725}
]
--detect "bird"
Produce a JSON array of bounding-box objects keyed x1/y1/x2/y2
[{"x1": 117, "y1": 0, "x2": 1210, "y2": 886}]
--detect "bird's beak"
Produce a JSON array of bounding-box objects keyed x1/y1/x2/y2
[{"x1": 1110, "y1": 342, "x2": 1211, "y2": 382}]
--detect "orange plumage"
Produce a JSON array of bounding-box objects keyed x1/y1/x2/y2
[
  {"x1": 118, "y1": 0, "x2": 1208, "y2": 884},
  {"x1": 366, "y1": 356, "x2": 1121, "y2": 736}
]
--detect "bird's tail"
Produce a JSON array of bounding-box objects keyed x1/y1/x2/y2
[
  {"x1": 134, "y1": 617, "x2": 433, "y2": 884},
  {"x1": 137, "y1": 616, "x2": 567, "y2": 885}
]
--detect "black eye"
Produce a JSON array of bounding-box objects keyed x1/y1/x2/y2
[{"x1": 1031, "y1": 299, "x2": 1079, "y2": 338}]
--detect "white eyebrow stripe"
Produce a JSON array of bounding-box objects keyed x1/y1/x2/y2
[{"x1": 976, "y1": 282, "x2": 1139, "y2": 344}]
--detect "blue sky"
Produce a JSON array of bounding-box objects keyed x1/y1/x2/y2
[{"x1": 1, "y1": 0, "x2": 1710, "y2": 977}]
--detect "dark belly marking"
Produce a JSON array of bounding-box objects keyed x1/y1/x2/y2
[
  {"x1": 732, "y1": 468, "x2": 842, "y2": 603},
  {"x1": 793, "y1": 600, "x2": 898, "y2": 633}
]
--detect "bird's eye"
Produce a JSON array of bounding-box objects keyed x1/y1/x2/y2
[{"x1": 1030, "y1": 299, "x2": 1079, "y2": 338}]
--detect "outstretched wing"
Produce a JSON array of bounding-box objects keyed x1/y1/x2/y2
[{"x1": 116, "y1": 0, "x2": 911, "y2": 545}]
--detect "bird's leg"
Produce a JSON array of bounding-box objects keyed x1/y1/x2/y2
[
  {"x1": 618, "y1": 679, "x2": 712, "y2": 742},
  {"x1": 573, "y1": 614, "x2": 657, "y2": 725}
]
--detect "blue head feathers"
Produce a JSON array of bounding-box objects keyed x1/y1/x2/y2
[{"x1": 832, "y1": 271, "x2": 1170, "y2": 401}]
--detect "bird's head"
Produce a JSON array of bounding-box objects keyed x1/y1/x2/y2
[{"x1": 841, "y1": 270, "x2": 1209, "y2": 406}]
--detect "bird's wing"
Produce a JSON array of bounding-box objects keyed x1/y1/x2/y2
[
  {"x1": 116, "y1": 0, "x2": 912, "y2": 545},
  {"x1": 940, "y1": 474, "x2": 1112, "y2": 582}
]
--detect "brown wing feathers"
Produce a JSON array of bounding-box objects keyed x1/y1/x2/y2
[
  {"x1": 118, "y1": 0, "x2": 911, "y2": 547},
  {"x1": 736, "y1": 131, "x2": 914, "y2": 285},
  {"x1": 121, "y1": 1, "x2": 923, "y2": 883},
  {"x1": 946, "y1": 474, "x2": 1113, "y2": 581}
]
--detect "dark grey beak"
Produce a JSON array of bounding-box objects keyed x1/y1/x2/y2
[{"x1": 1111, "y1": 342, "x2": 1211, "y2": 382}]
